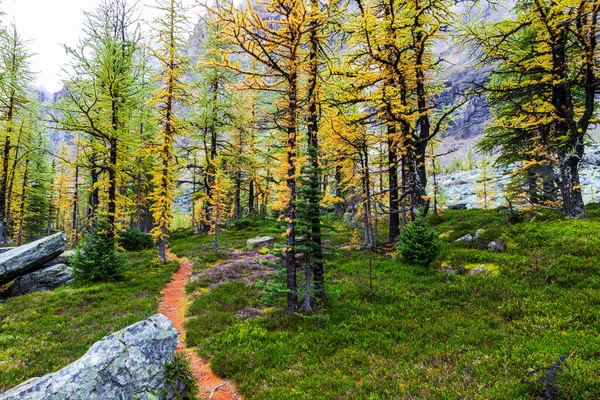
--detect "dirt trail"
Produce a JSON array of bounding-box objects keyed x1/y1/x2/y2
[{"x1": 158, "y1": 250, "x2": 242, "y2": 400}]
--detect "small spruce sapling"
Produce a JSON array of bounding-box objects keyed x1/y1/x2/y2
[
  {"x1": 398, "y1": 217, "x2": 441, "y2": 268},
  {"x1": 71, "y1": 221, "x2": 128, "y2": 281}
]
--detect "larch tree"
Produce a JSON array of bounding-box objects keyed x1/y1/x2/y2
[
  {"x1": 466, "y1": 0, "x2": 600, "y2": 217},
  {"x1": 212, "y1": 0, "x2": 308, "y2": 313},
  {"x1": 343, "y1": 0, "x2": 459, "y2": 238},
  {"x1": 148, "y1": 0, "x2": 189, "y2": 264},
  {"x1": 0, "y1": 24, "x2": 34, "y2": 245},
  {"x1": 55, "y1": 0, "x2": 143, "y2": 237}
]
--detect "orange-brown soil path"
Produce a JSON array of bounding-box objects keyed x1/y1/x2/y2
[{"x1": 158, "y1": 250, "x2": 242, "y2": 400}]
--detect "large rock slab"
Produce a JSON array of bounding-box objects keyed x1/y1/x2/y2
[
  {"x1": 4, "y1": 264, "x2": 73, "y2": 297},
  {"x1": 0, "y1": 314, "x2": 178, "y2": 400},
  {"x1": 0, "y1": 247, "x2": 14, "y2": 254},
  {"x1": 0, "y1": 232, "x2": 67, "y2": 285},
  {"x1": 246, "y1": 236, "x2": 275, "y2": 250}
]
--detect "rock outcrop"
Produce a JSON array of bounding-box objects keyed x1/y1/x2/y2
[
  {"x1": 0, "y1": 314, "x2": 178, "y2": 400},
  {"x1": 246, "y1": 236, "x2": 275, "y2": 250},
  {"x1": 0, "y1": 233, "x2": 67, "y2": 285},
  {"x1": 4, "y1": 264, "x2": 73, "y2": 297}
]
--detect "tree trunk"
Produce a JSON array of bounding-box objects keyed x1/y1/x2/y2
[
  {"x1": 248, "y1": 178, "x2": 255, "y2": 217},
  {"x1": 387, "y1": 124, "x2": 400, "y2": 242},
  {"x1": 285, "y1": 59, "x2": 298, "y2": 314},
  {"x1": 17, "y1": 158, "x2": 29, "y2": 246},
  {"x1": 234, "y1": 171, "x2": 241, "y2": 221},
  {"x1": 107, "y1": 138, "x2": 118, "y2": 238},
  {"x1": 559, "y1": 150, "x2": 585, "y2": 218},
  {"x1": 72, "y1": 162, "x2": 79, "y2": 247},
  {"x1": 306, "y1": 0, "x2": 324, "y2": 302},
  {"x1": 334, "y1": 164, "x2": 344, "y2": 218}
]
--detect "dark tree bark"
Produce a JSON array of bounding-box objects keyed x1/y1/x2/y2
[{"x1": 387, "y1": 124, "x2": 400, "y2": 242}]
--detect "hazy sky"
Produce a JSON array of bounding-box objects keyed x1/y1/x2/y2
[{"x1": 2, "y1": 0, "x2": 199, "y2": 93}]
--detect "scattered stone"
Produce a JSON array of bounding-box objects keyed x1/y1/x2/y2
[
  {"x1": 235, "y1": 307, "x2": 266, "y2": 321},
  {"x1": 455, "y1": 234, "x2": 473, "y2": 243},
  {"x1": 0, "y1": 314, "x2": 177, "y2": 400},
  {"x1": 246, "y1": 236, "x2": 275, "y2": 251},
  {"x1": 0, "y1": 232, "x2": 67, "y2": 286},
  {"x1": 469, "y1": 265, "x2": 491, "y2": 276},
  {"x1": 4, "y1": 264, "x2": 73, "y2": 297},
  {"x1": 488, "y1": 241, "x2": 505, "y2": 252},
  {"x1": 474, "y1": 229, "x2": 483, "y2": 240},
  {"x1": 449, "y1": 203, "x2": 467, "y2": 210},
  {"x1": 441, "y1": 268, "x2": 455, "y2": 275}
]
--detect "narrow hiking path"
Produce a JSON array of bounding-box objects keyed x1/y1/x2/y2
[{"x1": 158, "y1": 250, "x2": 242, "y2": 400}]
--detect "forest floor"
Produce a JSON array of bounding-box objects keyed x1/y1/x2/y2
[
  {"x1": 158, "y1": 250, "x2": 241, "y2": 400},
  {"x1": 170, "y1": 208, "x2": 600, "y2": 400}
]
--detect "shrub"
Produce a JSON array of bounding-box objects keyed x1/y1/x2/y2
[
  {"x1": 118, "y1": 228, "x2": 154, "y2": 251},
  {"x1": 71, "y1": 223, "x2": 128, "y2": 281},
  {"x1": 398, "y1": 217, "x2": 442, "y2": 268},
  {"x1": 163, "y1": 353, "x2": 199, "y2": 400}
]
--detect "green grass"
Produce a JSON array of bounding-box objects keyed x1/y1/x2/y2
[
  {"x1": 0, "y1": 250, "x2": 178, "y2": 393},
  {"x1": 179, "y1": 207, "x2": 600, "y2": 399}
]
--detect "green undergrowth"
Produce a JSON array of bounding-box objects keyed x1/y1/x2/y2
[
  {"x1": 0, "y1": 250, "x2": 178, "y2": 393},
  {"x1": 178, "y1": 207, "x2": 600, "y2": 399}
]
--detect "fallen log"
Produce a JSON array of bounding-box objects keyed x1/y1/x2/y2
[{"x1": 0, "y1": 232, "x2": 67, "y2": 286}]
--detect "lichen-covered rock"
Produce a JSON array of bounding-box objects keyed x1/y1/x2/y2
[
  {"x1": 455, "y1": 234, "x2": 473, "y2": 243},
  {"x1": 0, "y1": 314, "x2": 177, "y2": 400},
  {"x1": 245, "y1": 236, "x2": 275, "y2": 250},
  {"x1": 0, "y1": 247, "x2": 14, "y2": 254},
  {"x1": 469, "y1": 265, "x2": 491, "y2": 276},
  {"x1": 0, "y1": 232, "x2": 67, "y2": 285},
  {"x1": 4, "y1": 264, "x2": 73, "y2": 297},
  {"x1": 488, "y1": 241, "x2": 505, "y2": 252}
]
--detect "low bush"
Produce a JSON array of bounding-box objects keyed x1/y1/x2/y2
[
  {"x1": 118, "y1": 228, "x2": 154, "y2": 251},
  {"x1": 163, "y1": 353, "x2": 199, "y2": 400}
]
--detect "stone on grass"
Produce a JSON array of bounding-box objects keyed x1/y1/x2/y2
[
  {"x1": 455, "y1": 234, "x2": 473, "y2": 243},
  {"x1": 0, "y1": 314, "x2": 177, "y2": 400},
  {"x1": 488, "y1": 241, "x2": 505, "y2": 252},
  {"x1": 4, "y1": 264, "x2": 73, "y2": 297},
  {"x1": 469, "y1": 265, "x2": 491, "y2": 276},
  {"x1": 449, "y1": 203, "x2": 467, "y2": 210},
  {"x1": 0, "y1": 232, "x2": 67, "y2": 286},
  {"x1": 474, "y1": 229, "x2": 483, "y2": 240},
  {"x1": 246, "y1": 236, "x2": 275, "y2": 251}
]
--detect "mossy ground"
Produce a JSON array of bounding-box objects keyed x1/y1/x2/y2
[
  {"x1": 175, "y1": 209, "x2": 600, "y2": 400},
  {"x1": 0, "y1": 250, "x2": 178, "y2": 393}
]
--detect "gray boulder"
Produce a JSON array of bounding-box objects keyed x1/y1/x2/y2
[
  {"x1": 0, "y1": 232, "x2": 67, "y2": 285},
  {"x1": 4, "y1": 264, "x2": 73, "y2": 297},
  {"x1": 474, "y1": 229, "x2": 483, "y2": 240},
  {"x1": 488, "y1": 241, "x2": 505, "y2": 252},
  {"x1": 0, "y1": 314, "x2": 177, "y2": 400},
  {"x1": 449, "y1": 203, "x2": 468, "y2": 210},
  {"x1": 455, "y1": 234, "x2": 473, "y2": 243},
  {"x1": 469, "y1": 265, "x2": 491, "y2": 276},
  {"x1": 0, "y1": 247, "x2": 14, "y2": 254},
  {"x1": 246, "y1": 236, "x2": 275, "y2": 250}
]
